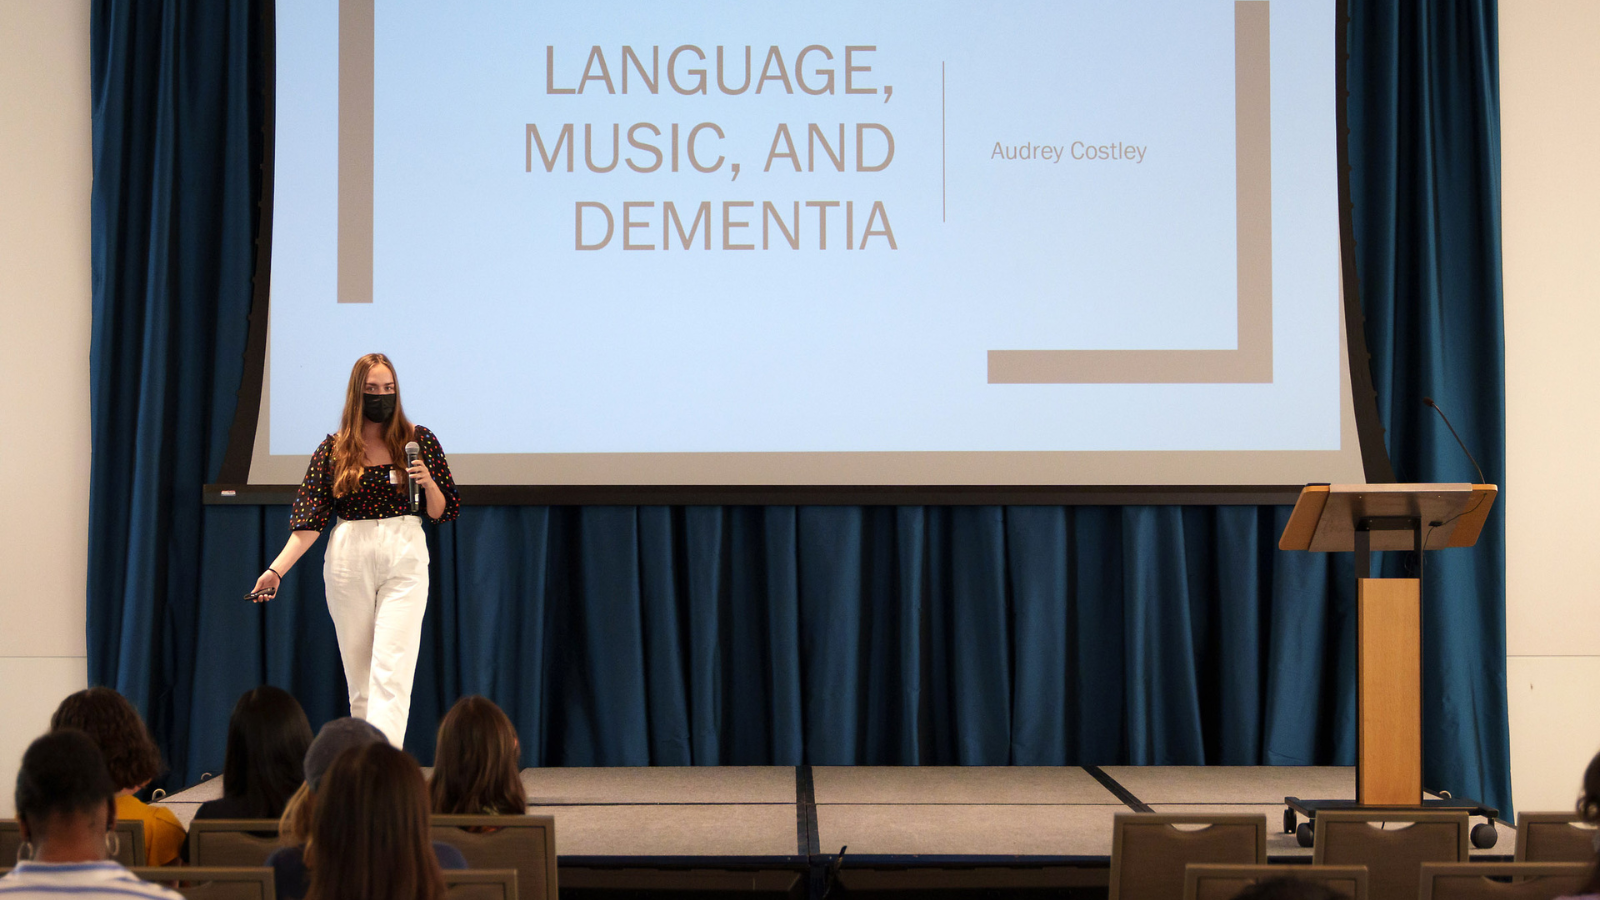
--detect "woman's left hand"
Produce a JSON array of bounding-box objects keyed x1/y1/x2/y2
[{"x1": 407, "y1": 458, "x2": 435, "y2": 492}]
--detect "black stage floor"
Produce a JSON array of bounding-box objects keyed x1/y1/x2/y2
[{"x1": 158, "y1": 765, "x2": 1514, "y2": 898}]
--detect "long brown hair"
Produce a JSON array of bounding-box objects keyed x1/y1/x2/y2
[
  {"x1": 332, "y1": 352, "x2": 415, "y2": 499},
  {"x1": 223, "y1": 686, "x2": 312, "y2": 819},
  {"x1": 305, "y1": 743, "x2": 445, "y2": 900},
  {"x1": 430, "y1": 695, "x2": 527, "y2": 815}
]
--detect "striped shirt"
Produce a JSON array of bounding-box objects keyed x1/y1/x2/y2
[{"x1": 0, "y1": 861, "x2": 183, "y2": 898}]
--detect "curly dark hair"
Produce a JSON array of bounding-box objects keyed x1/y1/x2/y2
[{"x1": 50, "y1": 687, "x2": 163, "y2": 791}]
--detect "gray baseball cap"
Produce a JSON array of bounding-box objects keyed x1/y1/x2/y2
[{"x1": 302, "y1": 717, "x2": 386, "y2": 791}]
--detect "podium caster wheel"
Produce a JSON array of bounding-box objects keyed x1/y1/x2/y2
[
  {"x1": 1296, "y1": 823, "x2": 1314, "y2": 848},
  {"x1": 1471, "y1": 822, "x2": 1498, "y2": 849},
  {"x1": 1283, "y1": 808, "x2": 1297, "y2": 834}
]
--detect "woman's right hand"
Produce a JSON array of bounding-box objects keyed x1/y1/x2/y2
[{"x1": 249, "y1": 569, "x2": 281, "y2": 603}]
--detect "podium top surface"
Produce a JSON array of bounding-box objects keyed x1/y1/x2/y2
[{"x1": 1279, "y1": 483, "x2": 1498, "y2": 552}]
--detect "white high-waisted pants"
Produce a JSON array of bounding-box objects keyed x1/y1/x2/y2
[{"x1": 323, "y1": 516, "x2": 429, "y2": 746}]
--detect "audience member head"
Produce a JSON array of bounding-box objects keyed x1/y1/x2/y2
[
  {"x1": 223, "y1": 685, "x2": 314, "y2": 818},
  {"x1": 1230, "y1": 877, "x2": 1341, "y2": 900},
  {"x1": 1579, "y1": 748, "x2": 1600, "y2": 824},
  {"x1": 1577, "y1": 747, "x2": 1600, "y2": 893},
  {"x1": 430, "y1": 694, "x2": 526, "y2": 815},
  {"x1": 279, "y1": 716, "x2": 385, "y2": 845},
  {"x1": 49, "y1": 687, "x2": 162, "y2": 793},
  {"x1": 13, "y1": 729, "x2": 120, "y2": 863},
  {"x1": 305, "y1": 742, "x2": 445, "y2": 900}
]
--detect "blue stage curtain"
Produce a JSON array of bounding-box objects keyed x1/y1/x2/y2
[
  {"x1": 88, "y1": 0, "x2": 260, "y2": 789},
  {"x1": 187, "y1": 505, "x2": 1360, "y2": 772},
  {"x1": 88, "y1": 0, "x2": 1510, "y2": 817},
  {"x1": 1348, "y1": 0, "x2": 1509, "y2": 814}
]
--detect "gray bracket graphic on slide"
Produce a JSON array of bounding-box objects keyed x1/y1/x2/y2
[
  {"x1": 338, "y1": 0, "x2": 1274, "y2": 386},
  {"x1": 988, "y1": 0, "x2": 1272, "y2": 384},
  {"x1": 339, "y1": 0, "x2": 374, "y2": 303}
]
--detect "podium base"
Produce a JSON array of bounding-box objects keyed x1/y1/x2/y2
[{"x1": 1283, "y1": 796, "x2": 1501, "y2": 849}]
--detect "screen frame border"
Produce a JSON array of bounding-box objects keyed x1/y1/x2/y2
[{"x1": 212, "y1": 0, "x2": 1394, "y2": 506}]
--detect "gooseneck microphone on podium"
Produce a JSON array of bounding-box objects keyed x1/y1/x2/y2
[
  {"x1": 404, "y1": 441, "x2": 421, "y2": 513},
  {"x1": 1422, "y1": 397, "x2": 1486, "y2": 484}
]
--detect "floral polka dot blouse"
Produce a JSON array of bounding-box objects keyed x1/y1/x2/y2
[{"x1": 288, "y1": 425, "x2": 460, "y2": 532}]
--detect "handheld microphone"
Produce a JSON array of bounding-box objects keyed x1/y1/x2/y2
[
  {"x1": 1423, "y1": 397, "x2": 1486, "y2": 484},
  {"x1": 404, "y1": 441, "x2": 422, "y2": 513}
]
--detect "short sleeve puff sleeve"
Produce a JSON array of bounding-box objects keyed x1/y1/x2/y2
[
  {"x1": 415, "y1": 426, "x2": 460, "y2": 523},
  {"x1": 288, "y1": 436, "x2": 336, "y2": 532}
]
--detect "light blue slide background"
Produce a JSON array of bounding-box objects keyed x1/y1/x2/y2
[{"x1": 270, "y1": 0, "x2": 1340, "y2": 457}]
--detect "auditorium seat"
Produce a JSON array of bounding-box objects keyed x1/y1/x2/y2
[
  {"x1": 431, "y1": 814, "x2": 558, "y2": 900},
  {"x1": 1418, "y1": 861, "x2": 1589, "y2": 900},
  {"x1": 127, "y1": 866, "x2": 275, "y2": 900},
  {"x1": 1514, "y1": 812, "x2": 1598, "y2": 863},
  {"x1": 1312, "y1": 810, "x2": 1468, "y2": 900},
  {"x1": 1108, "y1": 813, "x2": 1268, "y2": 900},
  {"x1": 443, "y1": 868, "x2": 519, "y2": 900},
  {"x1": 0, "y1": 818, "x2": 144, "y2": 866},
  {"x1": 1183, "y1": 863, "x2": 1368, "y2": 900},
  {"x1": 186, "y1": 819, "x2": 281, "y2": 867}
]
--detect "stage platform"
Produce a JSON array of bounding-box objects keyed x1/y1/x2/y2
[{"x1": 157, "y1": 765, "x2": 1515, "y2": 898}]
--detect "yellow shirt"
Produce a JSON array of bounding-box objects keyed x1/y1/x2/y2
[{"x1": 116, "y1": 794, "x2": 186, "y2": 866}]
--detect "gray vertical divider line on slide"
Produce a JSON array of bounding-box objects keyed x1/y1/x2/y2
[
  {"x1": 338, "y1": 0, "x2": 375, "y2": 303},
  {"x1": 986, "y1": 0, "x2": 1273, "y2": 384},
  {"x1": 1083, "y1": 765, "x2": 1153, "y2": 813},
  {"x1": 941, "y1": 62, "x2": 946, "y2": 223}
]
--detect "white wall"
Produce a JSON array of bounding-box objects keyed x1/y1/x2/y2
[
  {"x1": 0, "y1": 0, "x2": 93, "y2": 816},
  {"x1": 1500, "y1": 0, "x2": 1600, "y2": 816}
]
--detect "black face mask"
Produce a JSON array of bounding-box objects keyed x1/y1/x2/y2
[{"x1": 362, "y1": 393, "x2": 397, "y2": 424}]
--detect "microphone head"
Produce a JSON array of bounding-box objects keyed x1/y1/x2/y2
[
  {"x1": 1422, "y1": 397, "x2": 1436, "y2": 408},
  {"x1": 404, "y1": 440, "x2": 420, "y2": 459}
]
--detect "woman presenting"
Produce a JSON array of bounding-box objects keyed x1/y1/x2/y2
[{"x1": 249, "y1": 353, "x2": 459, "y2": 747}]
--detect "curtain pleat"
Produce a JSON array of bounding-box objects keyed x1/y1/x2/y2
[
  {"x1": 174, "y1": 506, "x2": 1382, "y2": 778},
  {"x1": 89, "y1": 0, "x2": 260, "y2": 789}
]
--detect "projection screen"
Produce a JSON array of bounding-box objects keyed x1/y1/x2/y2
[{"x1": 227, "y1": 0, "x2": 1386, "y2": 497}]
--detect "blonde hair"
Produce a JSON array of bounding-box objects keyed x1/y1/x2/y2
[
  {"x1": 331, "y1": 353, "x2": 415, "y2": 499},
  {"x1": 278, "y1": 782, "x2": 315, "y2": 846}
]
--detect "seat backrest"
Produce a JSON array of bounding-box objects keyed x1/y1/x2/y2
[
  {"x1": 1109, "y1": 813, "x2": 1268, "y2": 900},
  {"x1": 0, "y1": 819, "x2": 143, "y2": 867},
  {"x1": 112, "y1": 820, "x2": 145, "y2": 867},
  {"x1": 1184, "y1": 864, "x2": 1368, "y2": 900},
  {"x1": 443, "y1": 868, "x2": 519, "y2": 900},
  {"x1": 187, "y1": 819, "x2": 282, "y2": 867},
  {"x1": 1418, "y1": 861, "x2": 1589, "y2": 900},
  {"x1": 431, "y1": 814, "x2": 558, "y2": 900},
  {"x1": 1312, "y1": 810, "x2": 1468, "y2": 900},
  {"x1": 0, "y1": 825, "x2": 16, "y2": 866},
  {"x1": 127, "y1": 866, "x2": 276, "y2": 900},
  {"x1": 1515, "y1": 812, "x2": 1598, "y2": 863}
]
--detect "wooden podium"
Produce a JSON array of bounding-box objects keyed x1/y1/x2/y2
[{"x1": 1277, "y1": 483, "x2": 1499, "y2": 844}]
